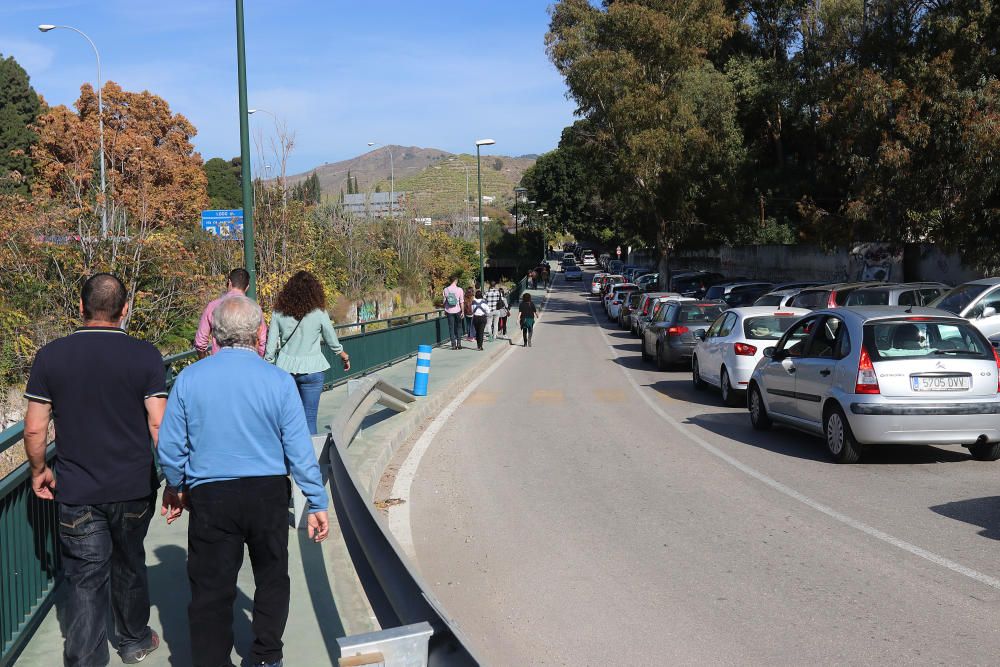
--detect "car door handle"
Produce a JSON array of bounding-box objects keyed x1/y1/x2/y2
[{"x1": 820, "y1": 369, "x2": 832, "y2": 376}]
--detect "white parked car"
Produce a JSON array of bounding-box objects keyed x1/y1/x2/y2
[
  {"x1": 692, "y1": 307, "x2": 811, "y2": 405},
  {"x1": 583, "y1": 255, "x2": 597, "y2": 266},
  {"x1": 747, "y1": 307, "x2": 1000, "y2": 463},
  {"x1": 607, "y1": 285, "x2": 639, "y2": 321},
  {"x1": 591, "y1": 272, "x2": 609, "y2": 295},
  {"x1": 930, "y1": 278, "x2": 1000, "y2": 338}
]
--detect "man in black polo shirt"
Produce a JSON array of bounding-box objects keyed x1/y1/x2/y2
[{"x1": 23, "y1": 273, "x2": 168, "y2": 666}]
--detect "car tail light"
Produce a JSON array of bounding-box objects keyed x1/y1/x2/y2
[
  {"x1": 993, "y1": 346, "x2": 1000, "y2": 392},
  {"x1": 667, "y1": 326, "x2": 689, "y2": 336},
  {"x1": 855, "y1": 346, "x2": 880, "y2": 394},
  {"x1": 773, "y1": 312, "x2": 794, "y2": 316},
  {"x1": 734, "y1": 342, "x2": 757, "y2": 356},
  {"x1": 828, "y1": 292, "x2": 838, "y2": 308}
]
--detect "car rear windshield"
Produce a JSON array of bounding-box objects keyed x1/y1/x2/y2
[
  {"x1": 845, "y1": 289, "x2": 890, "y2": 306},
  {"x1": 791, "y1": 290, "x2": 830, "y2": 309},
  {"x1": 863, "y1": 319, "x2": 992, "y2": 361},
  {"x1": 753, "y1": 294, "x2": 783, "y2": 307},
  {"x1": 677, "y1": 304, "x2": 725, "y2": 324},
  {"x1": 627, "y1": 292, "x2": 643, "y2": 306},
  {"x1": 932, "y1": 283, "x2": 990, "y2": 315},
  {"x1": 743, "y1": 315, "x2": 802, "y2": 340}
]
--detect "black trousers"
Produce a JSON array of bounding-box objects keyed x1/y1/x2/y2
[
  {"x1": 473, "y1": 315, "x2": 488, "y2": 349},
  {"x1": 188, "y1": 476, "x2": 290, "y2": 667}
]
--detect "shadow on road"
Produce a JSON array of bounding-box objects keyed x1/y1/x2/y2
[{"x1": 930, "y1": 496, "x2": 1000, "y2": 540}]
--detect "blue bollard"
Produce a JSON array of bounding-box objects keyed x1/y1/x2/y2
[{"x1": 413, "y1": 344, "x2": 432, "y2": 396}]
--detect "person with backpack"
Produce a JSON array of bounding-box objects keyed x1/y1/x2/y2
[
  {"x1": 471, "y1": 289, "x2": 491, "y2": 351},
  {"x1": 442, "y1": 274, "x2": 464, "y2": 350},
  {"x1": 519, "y1": 292, "x2": 538, "y2": 347}
]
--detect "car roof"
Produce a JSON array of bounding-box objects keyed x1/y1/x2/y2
[
  {"x1": 801, "y1": 281, "x2": 889, "y2": 291},
  {"x1": 762, "y1": 287, "x2": 805, "y2": 297},
  {"x1": 850, "y1": 283, "x2": 948, "y2": 293},
  {"x1": 723, "y1": 306, "x2": 812, "y2": 317},
  {"x1": 811, "y1": 306, "x2": 967, "y2": 322},
  {"x1": 965, "y1": 277, "x2": 1000, "y2": 286}
]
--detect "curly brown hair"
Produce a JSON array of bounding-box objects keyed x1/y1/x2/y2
[{"x1": 273, "y1": 270, "x2": 326, "y2": 320}]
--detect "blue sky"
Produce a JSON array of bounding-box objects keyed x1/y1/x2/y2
[{"x1": 0, "y1": 1, "x2": 577, "y2": 175}]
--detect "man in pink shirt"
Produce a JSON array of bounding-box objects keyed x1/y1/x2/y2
[
  {"x1": 194, "y1": 268, "x2": 267, "y2": 357},
  {"x1": 442, "y1": 274, "x2": 465, "y2": 350}
]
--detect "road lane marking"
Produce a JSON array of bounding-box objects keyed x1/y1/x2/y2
[
  {"x1": 594, "y1": 389, "x2": 626, "y2": 403},
  {"x1": 531, "y1": 389, "x2": 564, "y2": 404},
  {"x1": 388, "y1": 278, "x2": 557, "y2": 561},
  {"x1": 465, "y1": 391, "x2": 498, "y2": 405},
  {"x1": 584, "y1": 295, "x2": 1000, "y2": 592}
]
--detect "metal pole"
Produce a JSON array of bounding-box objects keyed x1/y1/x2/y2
[
  {"x1": 388, "y1": 146, "x2": 394, "y2": 218},
  {"x1": 236, "y1": 0, "x2": 257, "y2": 298},
  {"x1": 476, "y1": 146, "x2": 484, "y2": 290}
]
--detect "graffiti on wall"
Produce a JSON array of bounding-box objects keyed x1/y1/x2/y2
[
  {"x1": 850, "y1": 243, "x2": 902, "y2": 282},
  {"x1": 357, "y1": 301, "x2": 379, "y2": 323}
]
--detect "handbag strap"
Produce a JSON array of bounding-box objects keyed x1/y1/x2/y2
[{"x1": 277, "y1": 316, "x2": 304, "y2": 353}]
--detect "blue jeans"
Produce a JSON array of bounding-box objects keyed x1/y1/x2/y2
[
  {"x1": 294, "y1": 371, "x2": 325, "y2": 435},
  {"x1": 58, "y1": 495, "x2": 156, "y2": 666},
  {"x1": 446, "y1": 312, "x2": 463, "y2": 348}
]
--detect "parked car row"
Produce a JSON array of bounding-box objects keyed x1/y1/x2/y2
[{"x1": 588, "y1": 268, "x2": 1000, "y2": 464}]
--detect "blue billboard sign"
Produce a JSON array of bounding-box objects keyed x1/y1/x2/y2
[{"x1": 201, "y1": 209, "x2": 244, "y2": 238}]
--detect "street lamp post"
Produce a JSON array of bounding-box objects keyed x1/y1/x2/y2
[
  {"x1": 475, "y1": 139, "x2": 495, "y2": 290},
  {"x1": 235, "y1": 0, "x2": 257, "y2": 297},
  {"x1": 39, "y1": 24, "x2": 108, "y2": 237},
  {"x1": 367, "y1": 142, "x2": 395, "y2": 217},
  {"x1": 514, "y1": 187, "x2": 527, "y2": 236}
]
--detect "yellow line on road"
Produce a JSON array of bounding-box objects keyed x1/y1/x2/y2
[
  {"x1": 465, "y1": 391, "x2": 498, "y2": 406},
  {"x1": 593, "y1": 389, "x2": 626, "y2": 403},
  {"x1": 531, "y1": 389, "x2": 564, "y2": 404}
]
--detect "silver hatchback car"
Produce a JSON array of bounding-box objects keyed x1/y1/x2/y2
[{"x1": 748, "y1": 307, "x2": 1000, "y2": 463}]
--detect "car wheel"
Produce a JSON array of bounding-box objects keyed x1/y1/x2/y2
[
  {"x1": 656, "y1": 343, "x2": 668, "y2": 371},
  {"x1": 824, "y1": 405, "x2": 862, "y2": 464},
  {"x1": 720, "y1": 368, "x2": 742, "y2": 407},
  {"x1": 748, "y1": 384, "x2": 772, "y2": 431},
  {"x1": 692, "y1": 357, "x2": 706, "y2": 390},
  {"x1": 969, "y1": 441, "x2": 1000, "y2": 461}
]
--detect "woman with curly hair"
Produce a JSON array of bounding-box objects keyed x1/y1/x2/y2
[{"x1": 265, "y1": 271, "x2": 350, "y2": 434}]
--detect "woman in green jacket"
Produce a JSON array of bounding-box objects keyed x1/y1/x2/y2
[{"x1": 265, "y1": 271, "x2": 350, "y2": 434}]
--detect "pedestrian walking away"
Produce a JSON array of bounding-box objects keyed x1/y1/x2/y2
[
  {"x1": 472, "y1": 289, "x2": 491, "y2": 350},
  {"x1": 463, "y1": 288, "x2": 475, "y2": 341},
  {"x1": 158, "y1": 296, "x2": 330, "y2": 667},
  {"x1": 442, "y1": 274, "x2": 465, "y2": 350},
  {"x1": 265, "y1": 270, "x2": 350, "y2": 435},
  {"x1": 23, "y1": 273, "x2": 166, "y2": 666},
  {"x1": 194, "y1": 267, "x2": 267, "y2": 358},
  {"x1": 485, "y1": 281, "x2": 506, "y2": 340},
  {"x1": 542, "y1": 264, "x2": 551, "y2": 288},
  {"x1": 519, "y1": 292, "x2": 538, "y2": 347}
]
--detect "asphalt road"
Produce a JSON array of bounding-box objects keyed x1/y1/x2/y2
[{"x1": 407, "y1": 273, "x2": 1000, "y2": 665}]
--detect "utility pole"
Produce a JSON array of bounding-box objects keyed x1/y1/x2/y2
[{"x1": 236, "y1": 0, "x2": 257, "y2": 298}]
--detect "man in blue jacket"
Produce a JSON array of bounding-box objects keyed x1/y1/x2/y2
[{"x1": 158, "y1": 295, "x2": 329, "y2": 667}]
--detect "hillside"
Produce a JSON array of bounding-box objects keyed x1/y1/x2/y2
[{"x1": 286, "y1": 146, "x2": 536, "y2": 217}]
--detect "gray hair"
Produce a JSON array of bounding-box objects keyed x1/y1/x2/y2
[{"x1": 211, "y1": 295, "x2": 262, "y2": 348}]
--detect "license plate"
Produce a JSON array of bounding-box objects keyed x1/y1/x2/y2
[{"x1": 911, "y1": 375, "x2": 971, "y2": 391}]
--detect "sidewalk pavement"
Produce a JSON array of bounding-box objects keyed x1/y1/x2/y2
[{"x1": 15, "y1": 330, "x2": 518, "y2": 667}]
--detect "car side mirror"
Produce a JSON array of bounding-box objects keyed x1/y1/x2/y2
[
  {"x1": 696, "y1": 330, "x2": 707, "y2": 341},
  {"x1": 983, "y1": 306, "x2": 997, "y2": 319},
  {"x1": 763, "y1": 347, "x2": 775, "y2": 358}
]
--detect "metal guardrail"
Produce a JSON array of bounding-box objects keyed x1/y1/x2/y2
[
  {"x1": 326, "y1": 376, "x2": 480, "y2": 666},
  {"x1": 0, "y1": 350, "x2": 196, "y2": 666}
]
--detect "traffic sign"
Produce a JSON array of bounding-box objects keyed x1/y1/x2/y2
[
  {"x1": 201, "y1": 209, "x2": 244, "y2": 238},
  {"x1": 616, "y1": 246, "x2": 622, "y2": 257}
]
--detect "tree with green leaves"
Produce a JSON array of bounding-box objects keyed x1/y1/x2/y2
[
  {"x1": 0, "y1": 54, "x2": 42, "y2": 195},
  {"x1": 203, "y1": 157, "x2": 242, "y2": 209}
]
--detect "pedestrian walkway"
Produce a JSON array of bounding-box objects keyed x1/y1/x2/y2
[{"x1": 15, "y1": 326, "x2": 518, "y2": 666}]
